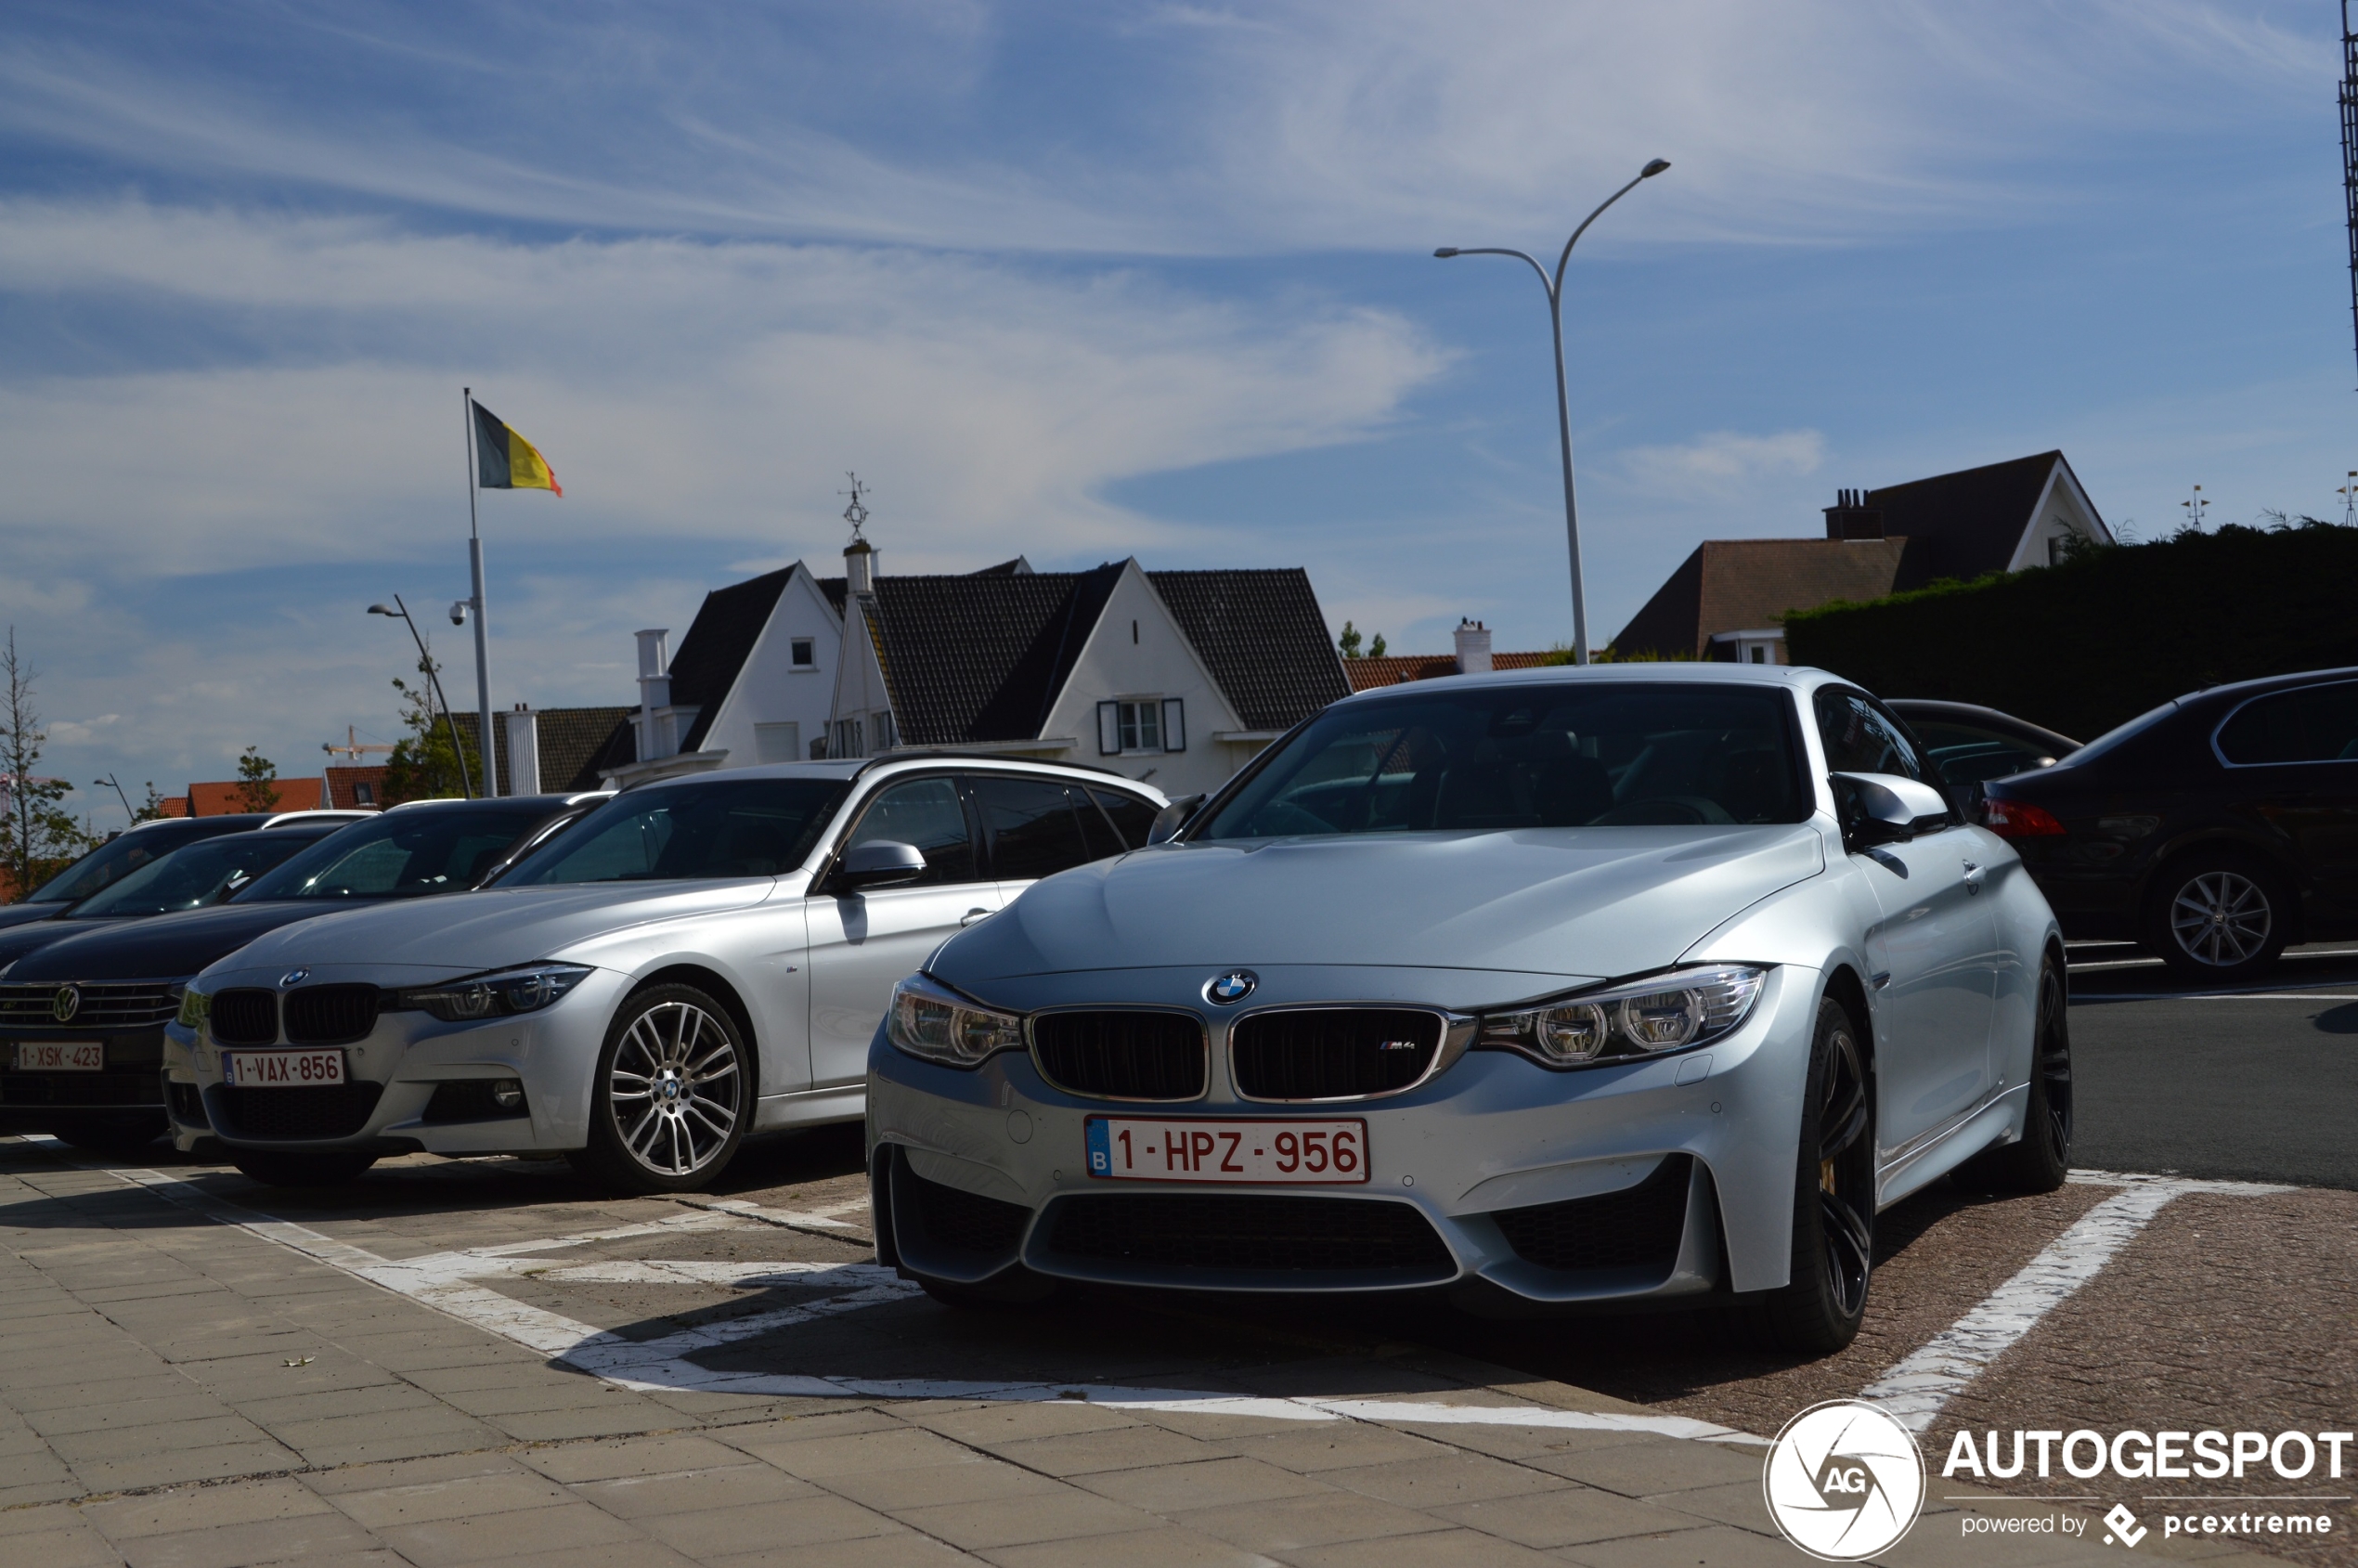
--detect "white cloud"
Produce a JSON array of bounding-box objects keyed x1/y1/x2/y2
[{"x1": 1621, "y1": 429, "x2": 1827, "y2": 503}]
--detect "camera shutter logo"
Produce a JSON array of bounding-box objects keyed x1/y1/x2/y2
[
  {"x1": 1762, "y1": 1400, "x2": 1924, "y2": 1561},
  {"x1": 51, "y1": 986, "x2": 79, "y2": 1024}
]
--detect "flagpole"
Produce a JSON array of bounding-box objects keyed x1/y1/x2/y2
[{"x1": 463, "y1": 387, "x2": 499, "y2": 796}]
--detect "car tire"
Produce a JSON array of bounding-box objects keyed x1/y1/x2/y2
[
  {"x1": 570, "y1": 983, "x2": 752, "y2": 1195},
  {"x1": 1743, "y1": 994, "x2": 1874, "y2": 1355},
  {"x1": 1955, "y1": 956, "x2": 2072, "y2": 1194},
  {"x1": 2146, "y1": 851, "x2": 2290, "y2": 985},
  {"x1": 230, "y1": 1150, "x2": 377, "y2": 1186},
  {"x1": 51, "y1": 1115, "x2": 166, "y2": 1156}
]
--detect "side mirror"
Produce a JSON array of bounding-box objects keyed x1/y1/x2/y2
[
  {"x1": 1147, "y1": 794, "x2": 1208, "y2": 846},
  {"x1": 1829, "y1": 771, "x2": 1951, "y2": 850},
  {"x1": 833, "y1": 840, "x2": 926, "y2": 893}
]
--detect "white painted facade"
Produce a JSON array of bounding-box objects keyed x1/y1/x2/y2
[
  {"x1": 2003, "y1": 462, "x2": 2115, "y2": 571},
  {"x1": 1038, "y1": 560, "x2": 1250, "y2": 797},
  {"x1": 694, "y1": 564, "x2": 843, "y2": 769}
]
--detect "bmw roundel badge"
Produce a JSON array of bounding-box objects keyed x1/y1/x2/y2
[
  {"x1": 1204, "y1": 970, "x2": 1258, "y2": 1005},
  {"x1": 279, "y1": 968, "x2": 310, "y2": 990},
  {"x1": 51, "y1": 986, "x2": 79, "y2": 1024}
]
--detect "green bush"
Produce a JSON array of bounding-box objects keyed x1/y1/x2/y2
[{"x1": 1781, "y1": 523, "x2": 2358, "y2": 742}]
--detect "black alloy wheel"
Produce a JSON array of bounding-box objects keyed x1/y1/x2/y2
[
  {"x1": 1958, "y1": 956, "x2": 2072, "y2": 1193},
  {"x1": 2150, "y1": 852, "x2": 2288, "y2": 984},
  {"x1": 570, "y1": 983, "x2": 751, "y2": 1194},
  {"x1": 1746, "y1": 995, "x2": 1874, "y2": 1354}
]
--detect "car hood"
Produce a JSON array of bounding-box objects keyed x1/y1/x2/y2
[
  {"x1": 936, "y1": 824, "x2": 1826, "y2": 989},
  {"x1": 0, "y1": 903, "x2": 69, "y2": 933},
  {"x1": 203, "y1": 880, "x2": 780, "y2": 983},
  {"x1": 0, "y1": 902, "x2": 361, "y2": 984},
  {"x1": 0, "y1": 914, "x2": 111, "y2": 975}
]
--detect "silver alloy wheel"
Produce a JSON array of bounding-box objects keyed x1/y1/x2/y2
[
  {"x1": 2169, "y1": 870, "x2": 2273, "y2": 968},
  {"x1": 606, "y1": 1000, "x2": 742, "y2": 1177}
]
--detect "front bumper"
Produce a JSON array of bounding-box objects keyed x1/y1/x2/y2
[
  {"x1": 866, "y1": 963, "x2": 1819, "y2": 1304},
  {"x1": 0, "y1": 1028, "x2": 170, "y2": 1128},
  {"x1": 164, "y1": 965, "x2": 631, "y2": 1156}
]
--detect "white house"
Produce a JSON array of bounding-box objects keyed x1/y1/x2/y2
[{"x1": 588, "y1": 537, "x2": 1350, "y2": 799}]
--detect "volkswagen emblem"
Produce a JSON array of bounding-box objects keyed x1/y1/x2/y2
[
  {"x1": 1203, "y1": 970, "x2": 1258, "y2": 1005},
  {"x1": 50, "y1": 985, "x2": 79, "y2": 1024},
  {"x1": 279, "y1": 968, "x2": 310, "y2": 990}
]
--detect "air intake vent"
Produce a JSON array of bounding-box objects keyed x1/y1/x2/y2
[
  {"x1": 1031, "y1": 1011, "x2": 1206, "y2": 1100},
  {"x1": 899, "y1": 1161, "x2": 1030, "y2": 1256},
  {"x1": 1490, "y1": 1155, "x2": 1691, "y2": 1275},
  {"x1": 210, "y1": 990, "x2": 279, "y2": 1045},
  {"x1": 1047, "y1": 1193, "x2": 1453, "y2": 1277},
  {"x1": 1231, "y1": 1008, "x2": 1444, "y2": 1100},
  {"x1": 213, "y1": 1082, "x2": 382, "y2": 1140},
  {"x1": 283, "y1": 985, "x2": 380, "y2": 1045}
]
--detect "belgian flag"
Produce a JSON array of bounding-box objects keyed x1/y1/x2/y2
[{"x1": 471, "y1": 399, "x2": 563, "y2": 496}]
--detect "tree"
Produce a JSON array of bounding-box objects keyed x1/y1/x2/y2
[
  {"x1": 381, "y1": 650, "x2": 479, "y2": 805},
  {"x1": 1338, "y1": 621, "x2": 1362, "y2": 659},
  {"x1": 130, "y1": 782, "x2": 171, "y2": 823},
  {"x1": 0, "y1": 628, "x2": 96, "y2": 899},
  {"x1": 1367, "y1": 632, "x2": 1387, "y2": 658},
  {"x1": 234, "y1": 745, "x2": 280, "y2": 813}
]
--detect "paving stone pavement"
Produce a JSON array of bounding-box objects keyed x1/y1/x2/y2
[{"x1": 0, "y1": 1137, "x2": 2306, "y2": 1568}]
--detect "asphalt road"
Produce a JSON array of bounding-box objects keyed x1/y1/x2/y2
[{"x1": 2066, "y1": 940, "x2": 2358, "y2": 1190}]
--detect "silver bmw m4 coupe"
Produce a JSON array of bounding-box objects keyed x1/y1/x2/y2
[{"x1": 867, "y1": 665, "x2": 2071, "y2": 1351}]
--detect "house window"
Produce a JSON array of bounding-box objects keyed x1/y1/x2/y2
[
  {"x1": 1749, "y1": 646, "x2": 1766, "y2": 664},
  {"x1": 1119, "y1": 699, "x2": 1160, "y2": 753},
  {"x1": 1097, "y1": 697, "x2": 1185, "y2": 755},
  {"x1": 874, "y1": 711, "x2": 897, "y2": 751},
  {"x1": 831, "y1": 718, "x2": 864, "y2": 759},
  {"x1": 791, "y1": 638, "x2": 816, "y2": 668},
  {"x1": 354, "y1": 783, "x2": 375, "y2": 804}
]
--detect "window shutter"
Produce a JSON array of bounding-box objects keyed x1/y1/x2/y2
[
  {"x1": 1161, "y1": 697, "x2": 1185, "y2": 751},
  {"x1": 1097, "y1": 702, "x2": 1121, "y2": 756}
]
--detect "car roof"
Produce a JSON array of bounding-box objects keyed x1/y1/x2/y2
[
  {"x1": 1885, "y1": 698, "x2": 2080, "y2": 750},
  {"x1": 2172, "y1": 664, "x2": 2358, "y2": 709},
  {"x1": 627, "y1": 757, "x2": 1164, "y2": 795},
  {"x1": 1328, "y1": 660, "x2": 1831, "y2": 709}
]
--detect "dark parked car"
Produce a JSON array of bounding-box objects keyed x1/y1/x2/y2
[
  {"x1": 1979, "y1": 667, "x2": 2358, "y2": 982},
  {"x1": 0, "y1": 810, "x2": 369, "y2": 932},
  {"x1": 1886, "y1": 699, "x2": 2079, "y2": 788},
  {"x1": 0, "y1": 794, "x2": 603, "y2": 1151}
]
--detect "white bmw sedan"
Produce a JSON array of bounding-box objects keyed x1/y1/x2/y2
[
  {"x1": 166, "y1": 758, "x2": 1164, "y2": 1192},
  {"x1": 866, "y1": 666, "x2": 2070, "y2": 1352}
]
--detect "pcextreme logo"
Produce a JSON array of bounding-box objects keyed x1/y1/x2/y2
[{"x1": 1763, "y1": 1400, "x2": 1927, "y2": 1561}]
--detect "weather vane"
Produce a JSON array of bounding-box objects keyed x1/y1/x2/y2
[{"x1": 840, "y1": 473, "x2": 871, "y2": 542}]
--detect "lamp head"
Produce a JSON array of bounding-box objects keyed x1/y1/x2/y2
[
  {"x1": 1641, "y1": 159, "x2": 1671, "y2": 178},
  {"x1": 1432, "y1": 247, "x2": 1459, "y2": 258}
]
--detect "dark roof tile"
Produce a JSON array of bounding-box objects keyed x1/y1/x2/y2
[{"x1": 1147, "y1": 569, "x2": 1349, "y2": 731}]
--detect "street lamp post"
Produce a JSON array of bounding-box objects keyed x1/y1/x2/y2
[
  {"x1": 1436, "y1": 157, "x2": 1670, "y2": 666},
  {"x1": 369, "y1": 597, "x2": 475, "y2": 798}
]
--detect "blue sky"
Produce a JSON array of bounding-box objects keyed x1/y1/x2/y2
[{"x1": 0, "y1": 0, "x2": 2347, "y2": 824}]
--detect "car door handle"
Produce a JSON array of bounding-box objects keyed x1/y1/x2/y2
[
  {"x1": 960, "y1": 908, "x2": 992, "y2": 927},
  {"x1": 1962, "y1": 861, "x2": 1985, "y2": 894}
]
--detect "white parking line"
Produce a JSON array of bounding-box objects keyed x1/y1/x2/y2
[
  {"x1": 1859, "y1": 1169, "x2": 2292, "y2": 1431},
  {"x1": 23, "y1": 1147, "x2": 1763, "y2": 1446}
]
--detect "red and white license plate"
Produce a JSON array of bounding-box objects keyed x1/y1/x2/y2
[
  {"x1": 1084, "y1": 1117, "x2": 1368, "y2": 1185},
  {"x1": 13, "y1": 1041, "x2": 104, "y2": 1072},
  {"x1": 221, "y1": 1049, "x2": 344, "y2": 1087}
]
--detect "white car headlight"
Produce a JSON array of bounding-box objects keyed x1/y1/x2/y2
[
  {"x1": 175, "y1": 986, "x2": 210, "y2": 1030},
  {"x1": 391, "y1": 963, "x2": 594, "y2": 1023},
  {"x1": 1478, "y1": 965, "x2": 1767, "y2": 1067},
  {"x1": 887, "y1": 973, "x2": 1025, "y2": 1069}
]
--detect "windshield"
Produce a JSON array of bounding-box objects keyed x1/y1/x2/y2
[
  {"x1": 239, "y1": 802, "x2": 567, "y2": 901},
  {"x1": 500, "y1": 778, "x2": 850, "y2": 884},
  {"x1": 24, "y1": 823, "x2": 224, "y2": 904},
  {"x1": 70, "y1": 832, "x2": 328, "y2": 917},
  {"x1": 1198, "y1": 682, "x2": 1807, "y2": 840}
]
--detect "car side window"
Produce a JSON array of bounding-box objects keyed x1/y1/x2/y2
[
  {"x1": 972, "y1": 776, "x2": 1098, "y2": 882},
  {"x1": 843, "y1": 777, "x2": 978, "y2": 887},
  {"x1": 1089, "y1": 787, "x2": 1160, "y2": 849},
  {"x1": 1906, "y1": 720, "x2": 2052, "y2": 786},
  {"x1": 1815, "y1": 690, "x2": 1930, "y2": 784},
  {"x1": 2216, "y1": 681, "x2": 2358, "y2": 765}
]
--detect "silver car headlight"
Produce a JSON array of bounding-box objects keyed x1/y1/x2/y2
[
  {"x1": 887, "y1": 973, "x2": 1025, "y2": 1069},
  {"x1": 1478, "y1": 965, "x2": 1768, "y2": 1067},
  {"x1": 391, "y1": 963, "x2": 594, "y2": 1023}
]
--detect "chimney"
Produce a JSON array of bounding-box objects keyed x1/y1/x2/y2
[
  {"x1": 845, "y1": 537, "x2": 875, "y2": 594},
  {"x1": 1823, "y1": 486, "x2": 1885, "y2": 540},
  {"x1": 503, "y1": 704, "x2": 541, "y2": 796},
  {"x1": 1454, "y1": 617, "x2": 1493, "y2": 675},
  {"x1": 636, "y1": 628, "x2": 677, "y2": 760}
]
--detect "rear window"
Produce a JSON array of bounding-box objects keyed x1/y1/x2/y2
[
  {"x1": 504, "y1": 778, "x2": 849, "y2": 884},
  {"x1": 70, "y1": 832, "x2": 327, "y2": 916},
  {"x1": 1198, "y1": 683, "x2": 1806, "y2": 839},
  {"x1": 26, "y1": 821, "x2": 227, "y2": 904},
  {"x1": 2216, "y1": 681, "x2": 2358, "y2": 765}
]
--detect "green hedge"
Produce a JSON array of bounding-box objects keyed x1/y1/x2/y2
[{"x1": 1781, "y1": 524, "x2": 2358, "y2": 742}]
